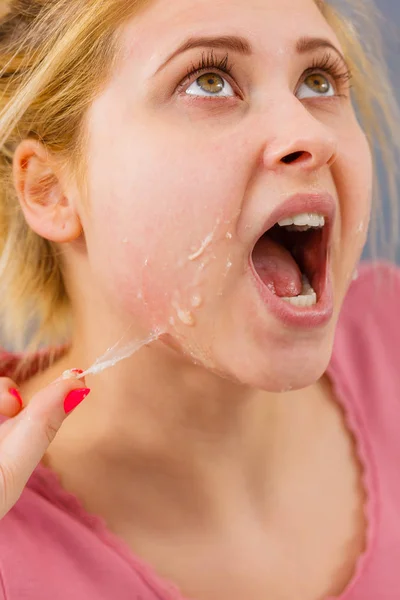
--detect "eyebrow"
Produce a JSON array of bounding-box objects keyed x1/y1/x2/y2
[
  {"x1": 296, "y1": 36, "x2": 347, "y2": 64},
  {"x1": 155, "y1": 35, "x2": 252, "y2": 74},
  {"x1": 155, "y1": 34, "x2": 347, "y2": 75}
]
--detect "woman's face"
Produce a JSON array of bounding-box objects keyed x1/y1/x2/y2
[{"x1": 80, "y1": 0, "x2": 372, "y2": 391}]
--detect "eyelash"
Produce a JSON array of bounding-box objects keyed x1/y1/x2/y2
[
  {"x1": 183, "y1": 51, "x2": 235, "y2": 82},
  {"x1": 304, "y1": 52, "x2": 353, "y2": 94},
  {"x1": 179, "y1": 50, "x2": 353, "y2": 97}
]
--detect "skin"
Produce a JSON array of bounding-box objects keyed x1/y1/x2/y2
[{"x1": 10, "y1": 0, "x2": 372, "y2": 597}]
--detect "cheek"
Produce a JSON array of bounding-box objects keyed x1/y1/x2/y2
[
  {"x1": 332, "y1": 122, "x2": 372, "y2": 289},
  {"x1": 83, "y1": 130, "x2": 245, "y2": 328},
  {"x1": 334, "y1": 122, "x2": 372, "y2": 235}
]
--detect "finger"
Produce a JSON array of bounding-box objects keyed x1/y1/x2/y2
[
  {"x1": 0, "y1": 374, "x2": 90, "y2": 516},
  {"x1": 0, "y1": 379, "x2": 23, "y2": 418}
]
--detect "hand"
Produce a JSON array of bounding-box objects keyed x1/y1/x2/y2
[{"x1": 0, "y1": 373, "x2": 90, "y2": 519}]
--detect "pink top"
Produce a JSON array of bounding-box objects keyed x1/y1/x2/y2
[{"x1": 0, "y1": 261, "x2": 400, "y2": 600}]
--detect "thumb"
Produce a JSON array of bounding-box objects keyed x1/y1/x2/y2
[{"x1": 0, "y1": 373, "x2": 90, "y2": 517}]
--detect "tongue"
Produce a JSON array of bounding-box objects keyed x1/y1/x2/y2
[{"x1": 252, "y1": 235, "x2": 302, "y2": 297}]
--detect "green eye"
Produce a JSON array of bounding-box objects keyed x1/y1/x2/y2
[
  {"x1": 305, "y1": 73, "x2": 330, "y2": 94},
  {"x1": 297, "y1": 72, "x2": 334, "y2": 99},
  {"x1": 186, "y1": 72, "x2": 235, "y2": 97},
  {"x1": 197, "y1": 73, "x2": 224, "y2": 94}
]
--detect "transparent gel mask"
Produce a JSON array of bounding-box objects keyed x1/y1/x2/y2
[{"x1": 61, "y1": 216, "x2": 236, "y2": 382}]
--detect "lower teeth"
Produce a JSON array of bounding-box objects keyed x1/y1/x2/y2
[{"x1": 281, "y1": 274, "x2": 317, "y2": 307}]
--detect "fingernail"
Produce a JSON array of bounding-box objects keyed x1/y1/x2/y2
[
  {"x1": 61, "y1": 368, "x2": 83, "y2": 380},
  {"x1": 64, "y1": 388, "x2": 91, "y2": 414},
  {"x1": 56, "y1": 368, "x2": 85, "y2": 383},
  {"x1": 9, "y1": 388, "x2": 23, "y2": 407}
]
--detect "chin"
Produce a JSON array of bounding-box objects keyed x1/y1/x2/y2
[{"x1": 212, "y1": 330, "x2": 335, "y2": 393}]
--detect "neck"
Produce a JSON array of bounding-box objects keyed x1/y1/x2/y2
[{"x1": 21, "y1": 325, "x2": 331, "y2": 535}]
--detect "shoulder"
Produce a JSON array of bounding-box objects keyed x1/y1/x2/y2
[
  {"x1": 332, "y1": 260, "x2": 400, "y2": 376},
  {"x1": 330, "y1": 260, "x2": 400, "y2": 415},
  {"x1": 334, "y1": 260, "x2": 400, "y2": 363},
  {"x1": 340, "y1": 260, "x2": 400, "y2": 318}
]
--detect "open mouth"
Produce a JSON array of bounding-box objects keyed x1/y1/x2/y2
[{"x1": 251, "y1": 212, "x2": 330, "y2": 307}]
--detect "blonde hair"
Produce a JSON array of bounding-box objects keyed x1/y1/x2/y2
[{"x1": 0, "y1": 0, "x2": 398, "y2": 352}]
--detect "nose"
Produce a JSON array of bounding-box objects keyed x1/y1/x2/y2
[{"x1": 261, "y1": 101, "x2": 337, "y2": 173}]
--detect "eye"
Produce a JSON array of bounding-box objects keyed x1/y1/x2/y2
[
  {"x1": 185, "y1": 72, "x2": 235, "y2": 98},
  {"x1": 297, "y1": 72, "x2": 335, "y2": 99}
]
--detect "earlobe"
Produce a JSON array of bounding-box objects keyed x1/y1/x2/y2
[{"x1": 12, "y1": 139, "x2": 82, "y2": 243}]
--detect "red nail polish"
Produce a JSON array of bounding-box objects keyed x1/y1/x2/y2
[
  {"x1": 9, "y1": 388, "x2": 23, "y2": 407},
  {"x1": 64, "y1": 388, "x2": 91, "y2": 414}
]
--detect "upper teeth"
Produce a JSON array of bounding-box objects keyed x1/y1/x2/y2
[{"x1": 278, "y1": 213, "x2": 325, "y2": 229}]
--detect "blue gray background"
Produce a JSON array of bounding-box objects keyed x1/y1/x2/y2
[
  {"x1": 359, "y1": 1, "x2": 400, "y2": 260},
  {"x1": 377, "y1": 1, "x2": 399, "y2": 76},
  {"x1": 328, "y1": 0, "x2": 399, "y2": 260}
]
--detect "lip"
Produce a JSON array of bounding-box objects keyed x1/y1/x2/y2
[
  {"x1": 249, "y1": 192, "x2": 336, "y2": 329},
  {"x1": 253, "y1": 192, "x2": 336, "y2": 244}
]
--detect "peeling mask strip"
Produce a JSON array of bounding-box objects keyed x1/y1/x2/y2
[{"x1": 62, "y1": 328, "x2": 165, "y2": 380}]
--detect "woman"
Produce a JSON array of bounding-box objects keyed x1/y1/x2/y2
[{"x1": 0, "y1": 0, "x2": 399, "y2": 598}]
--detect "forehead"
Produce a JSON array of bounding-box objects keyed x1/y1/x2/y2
[{"x1": 119, "y1": 0, "x2": 339, "y2": 64}]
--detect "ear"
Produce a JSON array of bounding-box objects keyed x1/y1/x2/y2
[{"x1": 12, "y1": 139, "x2": 83, "y2": 243}]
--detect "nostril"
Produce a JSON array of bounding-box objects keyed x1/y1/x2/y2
[{"x1": 281, "y1": 151, "x2": 310, "y2": 165}]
